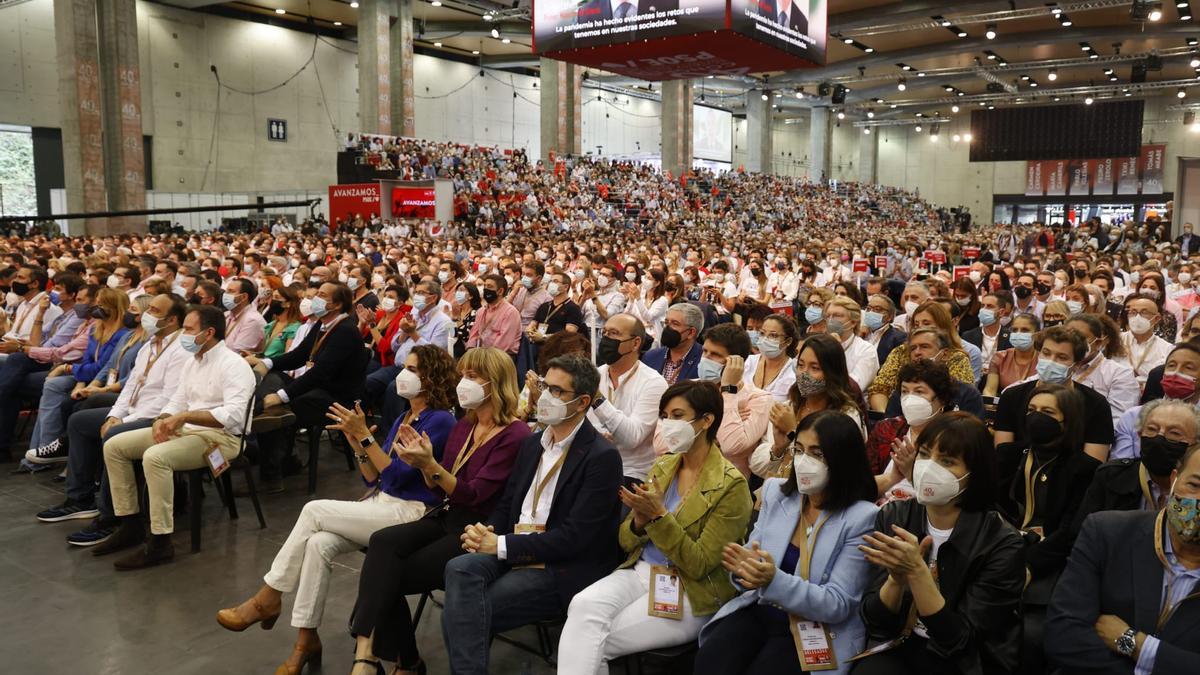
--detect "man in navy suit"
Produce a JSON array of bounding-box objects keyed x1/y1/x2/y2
[
  {"x1": 576, "y1": 0, "x2": 679, "y2": 21},
  {"x1": 442, "y1": 355, "x2": 624, "y2": 674},
  {"x1": 1046, "y1": 444, "x2": 1200, "y2": 672},
  {"x1": 642, "y1": 303, "x2": 704, "y2": 385}
]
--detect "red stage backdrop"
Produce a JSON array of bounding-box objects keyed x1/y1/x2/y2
[
  {"x1": 328, "y1": 183, "x2": 381, "y2": 230},
  {"x1": 533, "y1": 0, "x2": 827, "y2": 80},
  {"x1": 392, "y1": 186, "x2": 437, "y2": 219}
]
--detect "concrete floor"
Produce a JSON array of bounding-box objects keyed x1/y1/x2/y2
[{"x1": 0, "y1": 441, "x2": 559, "y2": 675}]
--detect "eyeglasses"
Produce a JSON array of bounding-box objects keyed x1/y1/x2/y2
[
  {"x1": 600, "y1": 329, "x2": 632, "y2": 340},
  {"x1": 1126, "y1": 309, "x2": 1159, "y2": 319},
  {"x1": 538, "y1": 378, "x2": 576, "y2": 399}
]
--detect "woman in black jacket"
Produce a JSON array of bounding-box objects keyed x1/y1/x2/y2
[
  {"x1": 994, "y1": 382, "x2": 1101, "y2": 674},
  {"x1": 852, "y1": 412, "x2": 1024, "y2": 675}
]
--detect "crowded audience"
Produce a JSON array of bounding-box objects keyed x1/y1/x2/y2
[{"x1": 3, "y1": 139, "x2": 1199, "y2": 674}]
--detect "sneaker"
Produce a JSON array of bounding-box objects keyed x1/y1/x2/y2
[
  {"x1": 25, "y1": 439, "x2": 68, "y2": 465},
  {"x1": 67, "y1": 521, "x2": 116, "y2": 547},
  {"x1": 36, "y1": 499, "x2": 100, "y2": 523}
]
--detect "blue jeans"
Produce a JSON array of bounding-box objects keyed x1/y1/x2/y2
[
  {"x1": 0, "y1": 352, "x2": 51, "y2": 451},
  {"x1": 441, "y1": 553, "x2": 564, "y2": 675},
  {"x1": 66, "y1": 410, "x2": 153, "y2": 520},
  {"x1": 30, "y1": 374, "x2": 76, "y2": 448}
]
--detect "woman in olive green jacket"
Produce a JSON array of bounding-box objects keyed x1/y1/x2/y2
[{"x1": 557, "y1": 380, "x2": 753, "y2": 674}]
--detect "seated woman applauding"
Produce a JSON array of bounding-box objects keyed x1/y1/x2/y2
[
  {"x1": 852, "y1": 412, "x2": 1024, "y2": 675},
  {"x1": 556, "y1": 380, "x2": 753, "y2": 674},
  {"x1": 348, "y1": 346, "x2": 530, "y2": 675},
  {"x1": 695, "y1": 410, "x2": 878, "y2": 675},
  {"x1": 215, "y1": 345, "x2": 458, "y2": 675}
]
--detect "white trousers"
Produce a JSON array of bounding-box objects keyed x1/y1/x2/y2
[
  {"x1": 263, "y1": 493, "x2": 426, "y2": 629},
  {"x1": 557, "y1": 560, "x2": 710, "y2": 675}
]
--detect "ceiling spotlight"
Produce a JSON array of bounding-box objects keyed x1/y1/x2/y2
[
  {"x1": 1179, "y1": 87, "x2": 1188, "y2": 98},
  {"x1": 875, "y1": 98, "x2": 885, "y2": 104},
  {"x1": 1189, "y1": 38, "x2": 1199, "y2": 46},
  {"x1": 914, "y1": 125, "x2": 922, "y2": 132},
  {"x1": 274, "y1": 8, "x2": 285, "y2": 13},
  {"x1": 999, "y1": 59, "x2": 1009, "y2": 66},
  {"x1": 1052, "y1": 5, "x2": 1063, "y2": 14},
  {"x1": 1150, "y1": 3, "x2": 1164, "y2": 21},
  {"x1": 433, "y1": 40, "x2": 441, "y2": 46},
  {"x1": 350, "y1": 1, "x2": 358, "y2": 6},
  {"x1": 796, "y1": 90, "x2": 805, "y2": 99},
  {"x1": 1104, "y1": 68, "x2": 1115, "y2": 75},
  {"x1": 431, "y1": 0, "x2": 442, "y2": 4},
  {"x1": 930, "y1": 133, "x2": 939, "y2": 142},
  {"x1": 1089, "y1": 52, "x2": 1099, "y2": 59},
  {"x1": 957, "y1": 29, "x2": 968, "y2": 37},
  {"x1": 1081, "y1": 42, "x2": 1093, "y2": 51},
  {"x1": 761, "y1": 91, "x2": 769, "y2": 101},
  {"x1": 334, "y1": 20, "x2": 342, "y2": 25},
  {"x1": 944, "y1": 85, "x2": 955, "y2": 92},
  {"x1": 899, "y1": 63, "x2": 913, "y2": 71},
  {"x1": 1021, "y1": 74, "x2": 1031, "y2": 81},
  {"x1": 837, "y1": 111, "x2": 846, "y2": 120},
  {"x1": 1048, "y1": 69, "x2": 1058, "y2": 81},
  {"x1": 890, "y1": 103, "x2": 898, "y2": 108},
  {"x1": 1085, "y1": 95, "x2": 1094, "y2": 104},
  {"x1": 964, "y1": 132, "x2": 973, "y2": 142},
  {"x1": 864, "y1": 46, "x2": 875, "y2": 53},
  {"x1": 1180, "y1": 1, "x2": 1191, "y2": 6},
  {"x1": 916, "y1": 112, "x2": 924, "y2": 117},
  {"x1": 951, "y1": 104, "x2": 960, "y2": 113},
  {"x1": 988, "y1": 104, "x2": 995, "y2": 109},
  {"x1": 898, "y1": 78, "x2": 907, "y2": 91},
  {"x1": 867, "y1": 110, "x2": 875, "y2": 118},
  {"x1": 490, "y1": 28, "x2": 500, "y2": 38},
  {"x1": 934, "y1": 15, "x2": 951, "y2": 27},
  {"x1": 864, "y1": 128, "x2": 872, "y2": 135},
  {"x1": 501, "y1": 37, "x2": 511, "y2": 43},
  {"x1": 1059, "y1": 15, "x2": 1074, "y2": 26},
  {"x1": 953, "y1": 133, "x2": 962, "y2": 142},
  {"x1": 843, "y1": 36, "x2": 854, "y2": 44},
  {"x1": 1191, "y1": 55, "x2": 1200, "y2": 68},
  {"x1": 986, "y1": 24, "x2": 997, "y2": 39},
  {"x1": 1031, "y1": 81, "x2": 1039, "y2": 87},
  {"x1": 471, "y1": 49, "x2": 480, "y2": 55},
  {"x1": 1054, "y1": 96, "x2": 1062, "y2": 101}
]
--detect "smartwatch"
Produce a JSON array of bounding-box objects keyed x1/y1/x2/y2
[
  {"x1": 357, "y1": 435, "x2": 375, "y2": 449},
  {"x1": 591, "y1": 395, "x2": 606, "y2": 410},
  {"x1": 721, "y1": 384, "x2": 739, "y2": 395}
]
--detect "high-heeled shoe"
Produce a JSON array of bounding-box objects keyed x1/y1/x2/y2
[
  {"x1": 273, "y1": 642, "x2": 322, "y2": 675},
  {"x1": 215, "y1": 597, "x2": 281, "y2": 632},
  {"x1": 352, "y1": 658, "x2": 385, "y2": 675}
]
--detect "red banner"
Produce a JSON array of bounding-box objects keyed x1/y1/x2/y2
[
  {"x1": 393, "y1": 186, "x2": 437, "y2": 219},
  {"x1": 1093, "y1": 158, "x2": 1114, "y2": 195},
  {"x1": 328, "y1": 183, "x2": 381, "y2": 229},
  {"x1": 1025, "y1": 161, "x2": 1045, "y2": 197},
  {"x1": 1067, "y1": 160, "x2": 1091, "y2": 196},
  {"x1": 874, "y1": 255, "x2": 888, "y2": 270},
  {"x1": 1046, "y1": 161, "x2": 1067, "y2": 196},
  {"x1": 1024, "y1": 145, "x2": 1166, "y2": 196},
  {"x1": 852, "y1": 259, "x2": 869, "y2": 274},
  {"x1": 953, "y1": 266, "x2": 971, "y2": 281},
  {"x1": 963, "y1": 247, "x2": 980, "y2": 260},
  {"x1": 1141, "y1": 144, "x2": 1165, "y2": 194}
]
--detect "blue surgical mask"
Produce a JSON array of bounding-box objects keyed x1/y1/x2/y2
[
  {"x1": 521, "y1": 276, "x2": 534, "y2": 289},
  {"x1": 978, "y1": 308, "x2": 996, "y2": 327},
  {"x1": 804, "y1": 306, "x2": 824, "y2": 324},
  {"x1": 1010, "y1": 332, "x2": 1034, "y2": 351},
  {"x1": 864, "y1": 310, "x2": 885, "y2": 331},
  {"x1": 697, "y1": 357, "x2": 724, "y2": 382},
  {"x1": 759, "y1": 337, "x2": 785, "y2": 359},
  {"x1": 412, "y1": 294, "x2": 427, "y2": 311},
  {"x1": 1037, "y1": 357, "x2": 1071, "y2": 384},
  {"x1": 747, "y1": 330, "x2": 761, "y2": 348},
  {"x1": 222, "y1": 292, "x2": 238, "y2": 310},
  {"x1": 309, "y1": 296, "x2": 328, "y2": 317},
  {"x1": 180, "y1": 332, "x2": 204, "y2": 353}
]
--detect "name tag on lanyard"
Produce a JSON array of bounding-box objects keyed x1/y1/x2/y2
[{"x1": 647, "y1": 564, "x2": 683, "y2": 620}]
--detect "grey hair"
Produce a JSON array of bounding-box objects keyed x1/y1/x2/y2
[
  {"x1": 420, "y1": 279, "x2": 442, "y2": 298},
  {"x1": 869, "y1": 294, "x2": 897, "y2": 319},
  {"x1": 909, "y1": 327, "x2": 952, "y2": 349},
  {"x1": 668, "y1": 302, "x2": 705, "y2": 334},
  {"x1": 1137, "y1": 398, "x2": 1200, "y2": 440},
  {"x1": 546, "y1": 354, "x2": 601, "y2": 400},
  {"x1": 905, "y1": 281, "x2": 931, "y2": 299}
]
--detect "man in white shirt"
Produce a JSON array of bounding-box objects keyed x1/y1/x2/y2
[
  {"x1": 587, "y1": 314, "x2": 669, "y2": 486},
  {"x1": 102, "y1": 305, "x2": 256, "y2": 570},
  {"x1": 824, "y1": 297, "x2": 880, "y2": 391},
  {"x1": 443, "y1": 354, "x2": 623, "y2": 674},
  {"x1": 36, "y1": 294, "x2": 189, "y2": 545},
  {"x1": 1117, "y1": 295, "x2": 1174, "y2": 387},
  {"x1": 2, "y1": 266, "x2": 62, "y2": 345}
]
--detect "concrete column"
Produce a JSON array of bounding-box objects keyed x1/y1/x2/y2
[
  {"x1": 744, "y1": 90, "x2": 772, "y2": 174},
  {"x1": 539, "y1": 58, "x2": 582, "y2": 162},
  {"x1": 54, "y1": 0, "x2": 108, "y2": 234},
  {"x1": 858, "y1": 126, "x2": 878, "y2": 184},
  {"x1": 389, "y1": 0, "x2": 415, "y2": 137},
  {"x1": 97, "y1": 0, "x2": 146, "y2": 233},
  {"x1": 809, "y1": 107, "x2": 831, "y2": 182},
  {"x1": 358, "y1": 0, "x2": 394, "y2": 135},
  {"x1": 661, "y1": 80, "x2": 694, "y2": 178}
]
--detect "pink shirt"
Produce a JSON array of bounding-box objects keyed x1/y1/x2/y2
[
  {"x1": 224, "y1": 306, "x2": 267, "y2": 354},
  {"x1": 28, "y1": 319, "x2": 93, "y2": 364},
  {"x1": 468, "y1": 301, "x2": 522, "y2": 354}
]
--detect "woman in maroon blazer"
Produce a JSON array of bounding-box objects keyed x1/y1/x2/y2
[{"x1": 347, "y1": 347, "x2": 529, "y2": 675}]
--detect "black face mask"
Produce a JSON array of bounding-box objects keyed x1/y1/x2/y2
[
  {"x1": 482, "y1": 289, "x2": 499, "y2": 304},
  {"x1": 187, "y1": 294, "x2": 201, "y2": 305},
  {"x1": 597, "y1": 335, "x2": 627, "y2": 366},
  {"x1": 74, "y1": 303, "x2": 91, "y2": 320},
  {"x1": 269, "y1": 300, "x2": 283, "y2": 315},
  {"x1": 90, "y1": 306, "x2": 109, "y2": 320},
  {"x1": 1140, "y1": 434, "x2": 1189, "y2": 477},
  {"x1": 659, "y1": 326, "x2": 683, "y2": 349},
  {"x1": 1014, "y1": 285, "x2": 1032, "y2": 300},
  {"x1": 1036, "y1": 282, "x2": 1053, "y2": 296},
  {"x1": 1044, "y1": 319, "x2": 1062, "y2": 328},
  {"x1": 122, "y1": 311, "x2": 138, "y2": 330},
  {"x1": 1026, "y1": 411, "x2": 1063, "y2": 447},
  {"x1": 11, "y1": 281, "x2": 30, "y2": 296},
  {"x1": 308, "y1": 279, "x2": 322, "y2": 289}
]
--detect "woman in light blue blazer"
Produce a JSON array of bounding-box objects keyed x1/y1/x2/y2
[{"x1": 696, "y1": 410, "x2": 879, "y2": 675}]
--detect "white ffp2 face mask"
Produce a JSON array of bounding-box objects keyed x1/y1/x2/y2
[
  {"x1": 792, "y1": 452, "x2": 828, "y2": 494},
  {"x1": 657, "y1": 418, "x2": 699, "y2": 454},
  {"x1": 912, "y1": 459, "x2": 969, "y2": 506},
  {"x1": 900, "y1": 394, "x2": 936, "y2": 427},
  {"x1": 536, "y1": 393, "x2": 580, "y2": 427},
  {"x1": 395, "y1": 368, "x2": 423, "y2": 399},
  {"x1": 456, "y1": 378, "x2": 489, "y2": 409}
]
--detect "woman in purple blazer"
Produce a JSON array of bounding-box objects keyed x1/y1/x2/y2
[{"x1": 348, "y1": 347, "x2": 530, "y2": 675}]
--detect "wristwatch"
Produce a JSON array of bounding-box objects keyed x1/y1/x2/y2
[
  {"x1": 357, "y1": 435, "x2": 374, "y2": 448},
  {"x1": 721, "y1": 384, "x2": 739, "y2": 395},
  {"x1": 591, "y1": 394, "x2": 606, "y2": 410},
  {"x1": 1115, "y1": 628, "x2": 1138, "y2": 657}
]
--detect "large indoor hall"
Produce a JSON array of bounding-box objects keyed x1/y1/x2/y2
[{"x1": 1, "y1": 0, "x2": 1200, "y2": 673}]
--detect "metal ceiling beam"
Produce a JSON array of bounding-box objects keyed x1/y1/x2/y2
[
  {"x1": 840, "y1": 0, "x2": 1135, "y2": 38},
  {"x1": 479, "y1": 53, "x2": 540, "y2": 68},
  {"x1": 417, "y1": 19, "x2": 529, "y2": 39},
  {"x1": 779, "y1": 23, "x2": 1199, "y2": 84},
  {"x1": 829, "y1": 1, "x2": 1012, "y2": 33}
]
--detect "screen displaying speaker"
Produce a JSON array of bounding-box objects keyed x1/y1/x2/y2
[{"x1": 969, "y1": 100, "x2": 1143, "y2": 162}]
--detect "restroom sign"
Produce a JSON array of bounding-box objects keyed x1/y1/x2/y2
[{"x1": 267, "y1": 119, "x2": 288, "y2": 142}]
